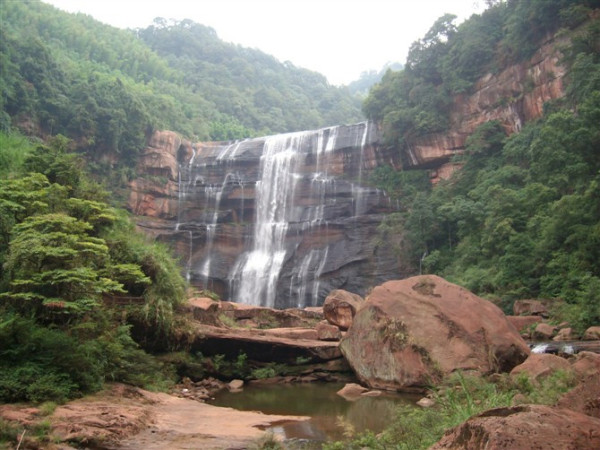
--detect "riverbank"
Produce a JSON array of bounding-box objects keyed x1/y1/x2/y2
[{"x1": 0, "y1": 383, "x2": 308, "y2": 450}]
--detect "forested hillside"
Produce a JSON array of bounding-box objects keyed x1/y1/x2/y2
[
  {"x1": 367, "y1": 0, "x2": 600, "y2": 330},
  {"x1": 0, "y1": 132, "x2": 186, "y2": 402},
  {"x1": 0, "y1": 0, "x2": 362, "y2": 170},
  {"x1": 346, "y1": 62, "x2": 403, "y2": 98}
]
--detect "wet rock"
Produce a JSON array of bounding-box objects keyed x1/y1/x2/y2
[
  {"x1": 228, "y1": 379, "x2": 244, "y2": 391},
  {"x1": 340, "y1": 276, "x2": 529, "y2": 391},
  {"x1": 323, "y1": 289, "x2": 363, "y2": 330},
  {"x1": 430, "y1": 405, "x2": 600, "y2": 450},
  {"x1": 553, "y1": 327, "x2": 575, "y2": 341},
  {"x1": 416, "y1": 397, "x2": 435, "y2": 408},
  {"x1": 337, "y1": 383, "x2": 369, "y2": 401},
  {"x1": 361, "y1": 390, "x2": 382, "y2": 397}
]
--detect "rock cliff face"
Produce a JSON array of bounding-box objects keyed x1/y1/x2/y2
[
  {"x1": 408, "y1": 34, "x2": 567, "y2": 181},
  {"x1": 129, "y1": 122, "x2": 404, "y2": 308},
  {"x1": 129, "y1": 35, "x2": 568, "y2": 307}
]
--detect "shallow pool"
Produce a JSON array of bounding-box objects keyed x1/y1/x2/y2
[{"x1": 209, "y1": 382, "x2": 419, "y2": 446}]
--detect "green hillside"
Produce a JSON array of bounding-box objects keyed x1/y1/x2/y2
[
  {"x1": 367, "y1": 0, "x2": 600, "y2": 330},
  {"x1": 0, "y1": 0, "x2": 362, "y2": 167}
]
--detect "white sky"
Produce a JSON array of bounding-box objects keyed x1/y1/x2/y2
[{"x1": 42, "y1": 0, "x2": 485, "y2": 85}]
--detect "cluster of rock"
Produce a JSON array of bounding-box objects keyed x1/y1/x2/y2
[
  {"x1": 186, "y1": 276, "x2": 561, "y2": 392},
  {"x1": 185, "y1": 296, "x2": 346, "y2": 364},
  {"x1": 430, "y1": 350, "x2": 600, "y2": 449},
  {"x1": 507, "y1": 298, "x2": 600, "y2": 354},
  {"x1": 323, "y1": 277, "x2": 600, "y2": 449},
  {"x1": 183, "y1": 275, "x2": 600, "y2": 448}
]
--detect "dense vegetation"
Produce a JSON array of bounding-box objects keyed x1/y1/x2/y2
[
  {"x1": 0, "y1": 133, "x2": 186, "y2": 403},
  {"x1": 0, "y1": 0, "x2": 362, "y2": 174},
  {"x1": 368, "y1": 0, "x2": 600, "y2": 332},
  {"x1": 346, "y1": 62, "x2": 403, "y2": 98},
  {"x1": 363, "y1": 0, "x2": 600, "y2": 152}
]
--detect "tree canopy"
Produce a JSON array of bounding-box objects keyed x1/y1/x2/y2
[
  {"x1": 0, "y1": 134, "x2": 186, "y2": 402},
  {"x1": 0, "y1": 1, "x2": 363, "y2": 173}
]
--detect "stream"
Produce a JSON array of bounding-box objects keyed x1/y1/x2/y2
[{"x1": 209, "y1": 382, "x2": 419, "y2": 447}]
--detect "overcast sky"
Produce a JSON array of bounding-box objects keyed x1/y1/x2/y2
[{"x1": 43, "y1": 0, "x2": 486, "y2": 85}]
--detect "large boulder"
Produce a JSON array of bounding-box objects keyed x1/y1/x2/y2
[
  {"x1": 571, "y1": 352, "x2": 600, "y2": 379},
  {"x1": 339, "y1": 276, "x2": 530, "y2": 391},
  {"x1": 430, "y1": 405, "x2": 600, "y2": 450},
  {"x1": 323, "y1": 290, "x2": 363, "y2": 330}
]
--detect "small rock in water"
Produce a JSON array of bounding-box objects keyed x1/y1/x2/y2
[
  {"x1": 361, "y1": 390, "x2": 382, "y2": 397},
  {"x1": 416, "y1": 397, "x2": 435, "y2": 408},
  {"x1": 228, "y1": 379, "x2": 244, "y2": 391},
  {"x1": 337, "y1": 383, "x2": 369, "y2": 401}
]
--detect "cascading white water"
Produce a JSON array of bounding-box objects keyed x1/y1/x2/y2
[
  {"x1": 170, "y1": 121, "x2": 392, "y2": 308},
  {"x1": 352, "y1": 122, "x2": 371, "y2": 216},
  {"x1": 175, "y1": 148, "x2": 197, "y2": 282},
  {"x1": 230, "y1": 132, "x2": 306, "y2": 307},
  {"x1": 199, "y1": 173, "x2": 233, "y2": 285}
]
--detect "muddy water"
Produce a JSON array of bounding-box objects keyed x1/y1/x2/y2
[{"x1": 209, "y1": 382, "x2": 419, "y2": 446}]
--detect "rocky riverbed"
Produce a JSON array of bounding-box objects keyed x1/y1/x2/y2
[{"x1": 2, "y1": 275, "x2": 599, "y2": 449}]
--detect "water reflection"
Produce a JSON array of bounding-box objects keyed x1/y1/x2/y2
[{"x1": 209, "y1": 382, "x2": 419, "y2": 445}]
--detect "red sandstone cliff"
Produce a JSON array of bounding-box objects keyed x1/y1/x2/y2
[{"x1": 408, "y1": 34, "x2": 568, "y2": 182}]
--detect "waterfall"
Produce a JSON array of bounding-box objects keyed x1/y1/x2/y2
[
  {"x1": 170, "y1": 121, "x2": 397, "y2": 308},
  {"x1": 229, "y1": 132, "x2": 306, "y2": 307}
]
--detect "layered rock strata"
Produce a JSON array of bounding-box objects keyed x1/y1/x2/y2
[
  {"x1": 129, "y1": 122, "x2": 403, "y2": 308},
  {"x1": 408, "y1": 34, "x2": 568, "y2": 181}
]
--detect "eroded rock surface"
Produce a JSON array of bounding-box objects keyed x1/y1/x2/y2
[
  {"x1": 340, "y1": 275, "x2": 529, "y2": 391},
  {"x1": 323, "y1": 289, "x2": 363, "y2": 330},
  {"x1": 407, "y1": 35, "x2": 567, "y2": 179},
  {"x1": 38, "y1": 383, "x2": 306, "y2": 450},
  {"x1": 430, "y1": 404, "x2": 600, "y2": 450},
  {"x1": 129, "y1": 123, "x2": 403, "y2": 308}
]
